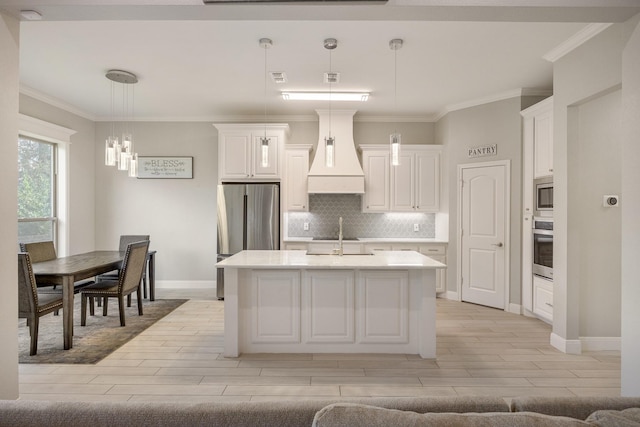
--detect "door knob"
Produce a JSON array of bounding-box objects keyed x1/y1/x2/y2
[{"x1": 492, "y1": 242, "x2": 503, "y2": 247}]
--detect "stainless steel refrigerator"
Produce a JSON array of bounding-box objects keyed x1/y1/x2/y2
[{"x1": 216, "y1": 182, "x2": 280, "y2": 300}]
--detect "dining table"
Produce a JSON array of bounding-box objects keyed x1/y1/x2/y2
[{"x1": 31, "y1": 249, "x2": 157, "y2": 349}]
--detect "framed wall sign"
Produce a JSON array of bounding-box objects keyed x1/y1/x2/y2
[{"x1": 137, "y1": 156, "x2": 193, "y2": 179}]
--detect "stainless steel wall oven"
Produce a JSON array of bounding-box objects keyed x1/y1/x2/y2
[{"x1": 533, "y1": 217, "x2": 553, "y2": 280}]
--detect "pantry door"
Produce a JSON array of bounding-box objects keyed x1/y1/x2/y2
[{"x1": 459, "y1": 161, "x2": 510, "y2": 310}]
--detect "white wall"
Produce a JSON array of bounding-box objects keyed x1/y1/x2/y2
[
  {"x1": 94, "y1": 121, "x2": 218, "y2": 285},
  {"x1": 0, "y1": 10, "x2": 20, "y2": 399}
]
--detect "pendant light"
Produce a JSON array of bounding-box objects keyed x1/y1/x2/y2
[
  {"x1": 259, "y1": 38, "x2": 272, "y2": 168},
  {"x1": 389, "y1": 39, "x2": 403, "y2": 167},
  {"x1": 324, "y1": 38, "x2": 337, "y2": 168},
  {"x1": 104, "y1": 69, "x2": 139, "y2": 177}
]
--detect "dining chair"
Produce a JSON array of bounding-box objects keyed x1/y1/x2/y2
[
  {"x1": 18, "y1": 252, "x2": 64, "y2": 355},
  {"x1": 97, "y1": 235, "x2": 150, "y2": 301},
  {"x1": 80, "y1": 240, "x2": 150, "y2": 327}
]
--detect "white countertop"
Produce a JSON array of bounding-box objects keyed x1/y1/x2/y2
[
  {"x1": 284, "y1": 237, "x2": 448, "y2": 244},
  {"x1": 216, "y1": 250, "x2": 446, "y2": 269}
]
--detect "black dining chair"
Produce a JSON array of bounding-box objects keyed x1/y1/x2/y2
[
  {"x1": 80, "y1": 240, "x2": 149, "y2": 327},
  {"x1": 18, "y1": 252, "x2": 64, "y2": 355}
]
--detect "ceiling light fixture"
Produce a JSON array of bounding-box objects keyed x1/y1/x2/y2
[
  {"x1": 104, "y1": 69, "x2": 139, "y2": 178},
  {"x1": 259, "y1": 38, "x2": 272, "y2": 168},
  {"x1": 389, "y1": 38, "x2": 403, "y2": 167},
  {"x1": 281, "y1": 92, "x2": 369, "y2": 102},
  {"x1": 324, "y1": 38, "x2": 337, "y2": 168}
]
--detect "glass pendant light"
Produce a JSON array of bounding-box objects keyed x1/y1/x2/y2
[
  {"x1": 324, "y1": 38, "x2": 337, "y2": 168},
  {"x1": 259, "y1": 38, "x2": 272, "y2": 168},
  {"x1": 389, "y1": 39, "x2": 403, "y2": 167},
  {"x1": 105, "y1": 69, "x2": 138, "y2": 177}
]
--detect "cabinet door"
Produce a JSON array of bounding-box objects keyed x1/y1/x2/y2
[
  {"x1": 534, "y1": 109, "x2": 553, "y2": 178},
  {"x1": 250, "y1": 270, "x2": 301, "y2": 343},
  {"x1": 252, "y1": 133, "x2": 279, "y2": 178},
  {"x1": 358, "y1": 270, "x2": 409, "y2": 343},
  {"x1": 391, "y1": 153, "x2": 415, "y2": 211},
  {"x1": 362, "y1": 151, "x2": 390, "y2": 212},
  {"x1": 220, "y1": 132, "x2": 252, "y2": 179},
  {"x1": 285, "y1": 149, "x2": 309, "y2": 211},
  {"x1": 415, "y1": 151, "x2": 440, "y2": 212},
  {"x1": 532, "y1": 275, "x2": 553, "y2": 323},
  {"x1": 418, "y1": 244, "x2": 446, "y2": 293}
]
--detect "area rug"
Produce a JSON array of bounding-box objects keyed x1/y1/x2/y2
[{"x1": 18, "y1": 298, "x2": 187, "y2": 364}]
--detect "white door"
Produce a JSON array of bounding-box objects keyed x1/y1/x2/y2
[{"x1": 460, "y1": 162, "x2": 509, "y2": 309}]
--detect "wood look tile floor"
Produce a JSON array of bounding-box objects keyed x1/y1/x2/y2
[{"x1": 18, "y1": 288, "x2": 621, "y2": 402}]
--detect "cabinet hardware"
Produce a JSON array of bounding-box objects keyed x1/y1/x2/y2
[{"x1": 545, "y1": 302, "x2": 553, "y2": 307}]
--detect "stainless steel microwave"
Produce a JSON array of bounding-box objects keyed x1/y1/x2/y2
[{"x1": 535, "y1": 177, "x2": 553, "y2": 214}]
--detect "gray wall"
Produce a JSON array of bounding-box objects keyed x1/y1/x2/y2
[
  {"x1": 552, "y1": 23, "x2": 626, "y2": 345},
  {"x1": 435, "y1": 96, "x2": 527, "y2": 306},
  {"x1": 95, "y1": 121, "x2": 218, "y2": 284},
  {"x1": 19, "y1": 95, "x2": 97, "y2": 255},
  {"x1": 0, "y1": 10, "x2": 20, "y2": 400}
]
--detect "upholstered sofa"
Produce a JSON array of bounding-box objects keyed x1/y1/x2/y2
[{"x1": 0, "y1": 396, "x2": 639, "y2": 426}]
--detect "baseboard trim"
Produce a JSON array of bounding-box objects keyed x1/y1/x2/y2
[
  {"x1": 508, "y1": 303, "x2": 522, "y2": 315},
  {"x1": 445, "y1": 290, "x2": 459, "y2": 301},
  {"x1": 155, "y1": 280, "x2": 215, "y2": 289},
  {"x1": 580, "y1": 336, "x2": 621, "y2": 352},
  {"x1": 550, "y1": 332, "x2": 583, "y2": 354}
]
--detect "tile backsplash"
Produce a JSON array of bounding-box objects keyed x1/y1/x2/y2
[{"x1": 287, "y1": 194, "x2": 435, "y2": 239}]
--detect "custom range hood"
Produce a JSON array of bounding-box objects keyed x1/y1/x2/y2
[{"x1": 307, "y1": 109, "x2": 365, "y2": 194}]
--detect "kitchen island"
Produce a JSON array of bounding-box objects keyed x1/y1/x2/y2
[{"x1": 216, "y1": 250, "x2": 445, "y2": 358}]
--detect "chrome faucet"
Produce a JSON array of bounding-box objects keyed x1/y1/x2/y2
[{"x1": 337, "y1": 217, "x2": 344, "y2": 256}]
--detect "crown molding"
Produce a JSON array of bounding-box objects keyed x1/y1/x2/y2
[
  {"x1": 19, "y1": 85, "x2": 96, "y2": 121},
  {"x1": 434, "y1": 88, "x2": 552, "y2": 121},
  {"x1": 543, "y1": 23, "x2": 613, "y2": 63}
]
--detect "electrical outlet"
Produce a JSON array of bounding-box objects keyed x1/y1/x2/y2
[
  {"x1": 413, "y1": 224, "x2": 419, "y2": 232},
  {"x1": 303, "y1": 222, "x2": 309, "y2": 231}
]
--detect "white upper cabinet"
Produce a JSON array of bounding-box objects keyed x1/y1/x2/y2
[
  {"x1": 361, "y1": 145, "x2": 441, "y2": 213},
  {"x1": 361, "y1": 150, "x2": 390, "y2": 212},
  {"x1": 284, "y1": 145, "x2": 312, "y2": 212},
  {"x1": 531, "y1": 101, "x2": 554, "y2": 178},
  {"x1": 215, "y1": 124, "x2": 289, "y2": 180},
  {"x1": 392, "y1": 149, "x2": 440, "y2": 212}
]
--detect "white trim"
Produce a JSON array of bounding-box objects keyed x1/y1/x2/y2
[
  {"x1": 456, "y1": 160, "x2": 511, "y2": 311},
  {"x1": 581, "y1": 336, "x2": 621, "y2": 352},
  {"x1": 435, "y1": 88, "x2": 552, "y2": 121},
  {"x1": 442, "y1": 290, "x2": 460, "y2": 301},
  {"x1": 543, "y1": 23, "x2": 613, "y2": 63},
  {"x1": 550, "y1": 332, "x2": 583, "y2": 354},
  {"x1": 20, "y1": 85, "x2": 96, "y2": 121},
  {"x1": 155, "y1": 280, "x2": 215, "y2": 289},
  {"x1": 19, "y1": 114, "x2": 76, "y2": 144},
  {"x1": 508, "y1": 303, "x2": 522, "y2": 315}
]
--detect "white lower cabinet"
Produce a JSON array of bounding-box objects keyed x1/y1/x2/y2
[
  {"x1": 358, "y1": 270, "x2": 409, "y2": 344},
  {"x1": 532, "y1": 275, "x2": 553, "y2": 323},
  {"x1": 250, "y1": 270, "x2": 300, "y2": 343},
  {"x1": 303, "y1": 270, "x2": 355, "y2": 343}
]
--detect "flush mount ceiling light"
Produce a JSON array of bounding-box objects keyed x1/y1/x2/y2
[{"x1": 281, "y1": 92, "x2": 369, "y2": 101}]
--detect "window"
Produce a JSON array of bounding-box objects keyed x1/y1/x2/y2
[{"x1": 18, "y1": 136, "x2": 57, "y2": 245}]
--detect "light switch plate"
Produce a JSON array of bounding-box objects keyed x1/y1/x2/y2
[
  {"x1": 413, "y1": 224, "x2": 419, "y2": 232},
  {"x1": 304, "y1": 222, "x2": 309, "y2": 231}
]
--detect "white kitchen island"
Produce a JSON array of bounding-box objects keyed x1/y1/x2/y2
[{"x1": 215, "y1": 250, "x2": 446, "y2": 359}]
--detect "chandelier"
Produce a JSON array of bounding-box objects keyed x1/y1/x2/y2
[{"x1": 104, "y1": 69, "x2": 139, "y2": 178}]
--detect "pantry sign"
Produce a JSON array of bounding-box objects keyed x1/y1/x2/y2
[
  {"x1": 468, "y1": 144, "x2": 497, "y2": 158},
  {"x1": 138, "y1": 156, "x2": 193, "y2": 179}
]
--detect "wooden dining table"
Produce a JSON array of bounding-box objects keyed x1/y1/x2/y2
[{"x1": 31, "y1": 250, "x2": 157, "y2": 350}]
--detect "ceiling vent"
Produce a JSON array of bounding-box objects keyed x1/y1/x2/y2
[
  {"x1": 324, "y1": 72, "x2": 340, "y2": 84},
  {"x1": 270, "y1": 72, "x2": 288, "y2": 84}
]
